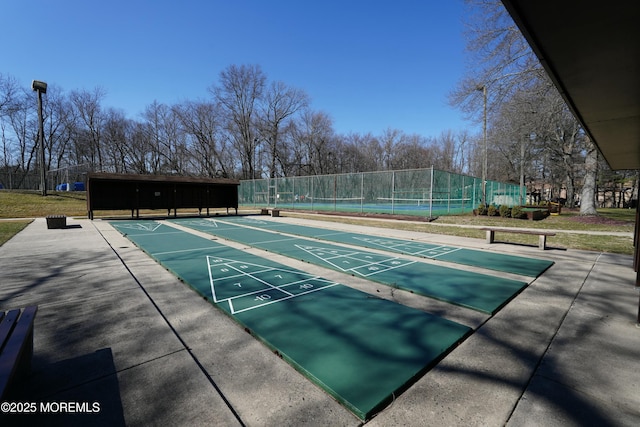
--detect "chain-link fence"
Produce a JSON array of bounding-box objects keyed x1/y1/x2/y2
[
  {"x1": 0, "y1": 164, "x2": 89, "y2": 191},
  {"x1": 239, "y1": 168, "x2": 523, "y2": 217}
]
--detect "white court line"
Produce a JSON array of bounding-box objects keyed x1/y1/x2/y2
[
  {"x1": 181, "y1": 219, "x2": 219, "y2": 228},
  {"x1": 229, "y1": 282, "x2": 339, "y2": 314},
  {"x1": 254, "y1": 236, "x2": 298, "y2": 245},
  {"x1": 351, "y1": 236, "x2": 425, "y2": 254},
  {"x1": 423, "y1": 247, "x2": 463, "y2": 258},
  {"x1": 208, "y1": 256, "x2": 219, "y2": 303},
  {"x1": 226, "y1": 263, "x2": 296, "y2": 298},
  {"x1": 352, "y1": 236, "x2": 463, "y2": 259},
  {"x1": 153, "y1": 246, "x2": 218, "y2": 256},
  {"x1": 314, "y1": 231, "x2": 348, "y2": 238},
  {"x1": 295, "y1": 244, "x2": 415, "y2": 277},
  {"x1": 235, "y1": 218, "x2": 268, "y2": 224},
  {"x1": 114, "y1": 222, "x2": 163, "y2": 232},
  {"x1": 355, "y1": 259, "x2": 416, "y2": 278},
  {"x1": 124, "y1": 231, "x2": 184, "y2": 238},
  {"x1": 207, "y1": 256, "x2": 340, "y2": 313},
  {"x1": 208, "y1": 257, "x2": 282, "y2": 302}
]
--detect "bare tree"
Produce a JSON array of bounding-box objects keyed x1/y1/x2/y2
[
  {"x1": 450, "y1": 0, "x2": 548, "y2": 122},
  {"x1": 258, "y1": 81, "x2": 309, "y2": 178},
  {"x1": 39, "y1": 85, "x2": 77, "y2": 188},
  {"x1": 212, "y1": 64, "x2": 266, "y2": 179},
  {"x1": 4, "y1": 88, "x2": 37, "y2": 187},
  {"x1": 0, "y1": 74, "x2": 19, "y2": 116},
  {"x1": 392, "y1": 134, "x2": 435, "y2": 170},
  {"x1": 341, "y1": 132, "x2": 382, "y2": 172},
  {"x1": 174, "y1": 101, "x2": 230, "y2": 178},
  {"x1": 141, "y1": 101, "x2": 185, "y2": 174},
  {"x1": 435, "y1": 130, "x2": 472, "y2": 174},
  {"x1": 379, "y1": 128, "x2": 405, "y2": 170},
  {"x1": 69, "y1": 87, "x2": 106, "y2": 170},
  {"x1": 291, "y1": 109, "x2": 336, "y2": 175},
  {"x1": 126, "y1": 121, "x2": 152, "y2": 174},
  {"x1": 451, "y1": 0, "x2": 598, "y2": 210},
  {"x1": 102, "y1": 108, "x2": 132, "y2": 173},
  {"x1": 0, "y1": 74, "x2": 21, "y2": 171}
]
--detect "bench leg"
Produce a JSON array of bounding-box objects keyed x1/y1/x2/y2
[
  {"x1": 486, "y1": 230, "x2": 495, "y2": 244},
  {"x1": 539, "y1": 234, "x2": 547, "y2": 250}
]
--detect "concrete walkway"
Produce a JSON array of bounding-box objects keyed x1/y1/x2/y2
[{"x1": 0, "y1": 216, "x2": 638, "y2": 426}]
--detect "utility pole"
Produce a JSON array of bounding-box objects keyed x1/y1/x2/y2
[
  {"x1": 520, "y1": 135, "x2": 525, "y2": 205},
  {"x1": 32, "y1": 80, "x2": 47, "y2": 196}
]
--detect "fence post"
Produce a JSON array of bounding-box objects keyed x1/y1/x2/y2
[
  {"x1": 462, "y1": 175, "x2": 466, "y2": 213},
  {"x1": 429, "y1": 166, "x2": 434, "y2": 218},
  {"x1": 391, "y1": 170, "x2": 395, "y2": 215},
  {"x1": 447, "y1": 172, "x2": 451, "y2": 214},
  {"x1": 360, "y1": 172, "x2": 364, "y2": 213}
]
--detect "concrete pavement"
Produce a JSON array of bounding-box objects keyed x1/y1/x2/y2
[{"x1": 0, "y1": 216, "x2": 638, "y2": 426}]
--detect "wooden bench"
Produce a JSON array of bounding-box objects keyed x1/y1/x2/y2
[
  {"x1": 0, "y1": 306, "x2": 38, "y2": 399},
  {"x1": 482, "y1": 227, "x2": 556, "y2": 250}
]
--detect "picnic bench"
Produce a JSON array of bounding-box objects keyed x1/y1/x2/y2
[
  {"x1": 0, "y1": 306, "x2": 38, "y2": 399},
  {"x1": 482, "y1": 227, "x2": 556, "y2": 250}
]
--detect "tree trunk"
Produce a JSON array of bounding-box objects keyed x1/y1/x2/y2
[{"x1": 580, "y1": 139, "x2": 598, "y2": 215}]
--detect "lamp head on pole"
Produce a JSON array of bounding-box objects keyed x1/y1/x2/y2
[{"x1": 32, "y1": 80, "x2": 47, "y2": 94}]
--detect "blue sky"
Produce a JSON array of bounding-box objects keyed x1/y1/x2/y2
[{"x1": 2, "y1": 0, "x2": 472, "y2": 137}]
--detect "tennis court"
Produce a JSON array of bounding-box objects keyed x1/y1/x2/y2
[
  {"x1": 240, "y1": 167, "x2": 524, "y2": 217},
  {"x1": 210, "y1": 216, "x2": 554, "y2": 277},
  {"x1": 171, "y1": 218, "x2": 530, "y2": 314},
  {"x1": 109, "y1": 220, "x2": 471, "y2": 420}
]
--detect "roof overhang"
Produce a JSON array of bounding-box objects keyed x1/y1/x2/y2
[{"x1": 501, "y1": 1, "x2": 640, "y2": 170}]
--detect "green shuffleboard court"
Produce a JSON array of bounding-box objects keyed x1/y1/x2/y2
[
  {"x1": 218, "y1": 216, "x2": 554, "y2": 277},
  {"x1": 171, "y1": 218, "x2": 529, "y2": 314},
  {"x1": 109, "y1": 220, "x2": 471, "y2": 420}
]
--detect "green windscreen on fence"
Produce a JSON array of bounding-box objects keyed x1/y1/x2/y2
[{"x1": 238, "y1": 168, "x2": 523, "y2": 217}]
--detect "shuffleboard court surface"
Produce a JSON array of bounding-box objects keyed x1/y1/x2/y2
[
  {"x1": 218, "y1": 216, "x2": 554, "y2": 277},
  {"x1": 171, "y1": 218, "x2": 529, "y2": 314},
  {"x1": 109, "y1": 220, "x2": 471, "y2": 420}
]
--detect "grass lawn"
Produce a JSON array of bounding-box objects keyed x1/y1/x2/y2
[
  {"x1": 282, "y1": 208, "x2": 636, "y2": 255},
  {"x1": 0, "y1": 190, "x2": 88, "y2": 218},
  {"x1": 0, "y1": 190, "x2": 636, "y2": 254},
  {"x1": 0, "y1": 220, "x2": 32, "y2": 246}
]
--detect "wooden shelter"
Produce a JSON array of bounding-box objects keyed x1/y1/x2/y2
[{"x1": 86, "y1": 173, "x2": 239, "y2": 219}]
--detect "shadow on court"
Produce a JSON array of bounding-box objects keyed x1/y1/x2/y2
[{"x1": 110, "y1": 220, "x2": 472, "y2": 420}]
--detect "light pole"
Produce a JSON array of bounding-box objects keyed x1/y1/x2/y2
[
  {"x1": 520, "y1": 135, "x2": 525, "y2": 205},
  {"x1": 477, "y1": 85, "x2": 487, "y2": 206},
  {"x1": 32, "y1": 80, "x2": 47, "y2": 196}
]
